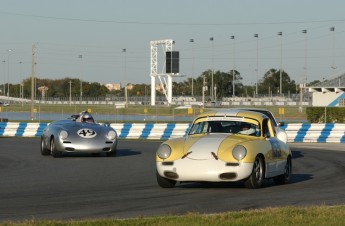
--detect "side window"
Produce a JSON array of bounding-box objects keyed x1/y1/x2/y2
[
  {"x1": 262, "y1": 118, "x2": 270, "y2": 138},
  {"x1": 190, "y1": 122, "x2": 206, "y2": 134}
]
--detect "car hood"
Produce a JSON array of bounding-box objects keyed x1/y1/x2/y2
[
  {"x1": 59, "y1": 122, "x2": 101, "y2": 130},
  {"x1": 182, "y1": 133, "x2": 250, "y2": 160},
  {"x1": 57, "y1": 121, "x2": 110, "y2": 137}
]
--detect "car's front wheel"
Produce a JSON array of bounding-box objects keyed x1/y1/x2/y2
[
  {"x1": 41, "y1": 137, "x2": 50, "y2": 156},
  {"x1": 50, "y1": 137, "x2": 63, "y2": 158},
  {"x1": 156, "y1": 171, "x2": 176, "y2": 188},
  {"x1": 245, "y1": 156, "x2": 264, "y2": 189},
  {"x1": 273, "y1": 157, "x2": 292, "y2": 185}
]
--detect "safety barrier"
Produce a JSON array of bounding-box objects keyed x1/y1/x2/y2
[{"x1": 1, "y1": 122, "x2": 345, "y2": 143}]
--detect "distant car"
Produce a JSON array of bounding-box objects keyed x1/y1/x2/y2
[
  {"x1": 0, "y1": 101, "x2": 9, "y2": 107},
  {"x1": 41, "y1": 111, "x2": 118, "y2": 157},
  {"x1": 156, "y1": 109, "x2": 292, "y2": 189}
]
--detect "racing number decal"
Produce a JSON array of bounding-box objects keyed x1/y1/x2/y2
[
  {"x1": 269, "y1": 139, "x2": 281, "y2": 158},
  {"x1": 77, "y1": 129, "x2": 97, "y2": 138}
]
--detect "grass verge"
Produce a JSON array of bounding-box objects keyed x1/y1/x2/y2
[{"x1": 1, "y1": 205, "x2": 344, "y2": 226}]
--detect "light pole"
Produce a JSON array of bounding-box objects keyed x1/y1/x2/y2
[
  {"x1": 190, "y1": 38, "x2": 195, "y2": 96},
  {"x1": 254, "y1": 34, "x2": 259, "y2": 96},
  {"x1": 122, "y1": 48, "x2": 128, "y2": 108},
  {"x1": 330, "y1": 27, "x2": 336, "y2": 74},
  {"x1": 302, "y1": 30, "x2": 308, "y2": 83},
  {"x1": 30, "y1": 44, "x2": 36, "y2": 121},
  {"x1": 78, "y1": 54, "x2": 83, "y2": 101},
  {"x1": 210, "y1": 37, "x2": 214, "y2": 100},
  {"x1": 2, "y1": 60, "x2": 5, "y2": 96},
  {"x1": 7, "y1": 49, "x2": 12, "y2": 101},
  {"x1": 277, "y1": 32, "x2": 283, "y2": 96},
  {"x1": 231, "y1": 35, "x2": 236, "y2": 97},
  {"x1": 69, "y1": 80, "x2": 72, "y2": 106},
  {"x1": 300, "y1": 30, "x2": 308, "y2": 112},
  {"x1": 18, "y1": 61, "x2": 22, "y2": 98}
]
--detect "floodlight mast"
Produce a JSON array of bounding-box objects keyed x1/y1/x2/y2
[{"x1": 150, "y1": 39, "x2": 175, "y2": 106}]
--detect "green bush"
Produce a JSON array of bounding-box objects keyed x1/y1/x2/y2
[{"x1": 306, "y1": 107, "x2": 345, "y2": 123}]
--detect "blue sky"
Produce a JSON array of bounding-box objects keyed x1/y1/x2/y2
[{"x1": 0, "y1": 0, "x2": 345, "y2": 88}]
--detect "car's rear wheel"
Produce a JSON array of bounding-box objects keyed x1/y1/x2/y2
[
  {"x1": 50, "y1": 137, "x2": 63, "y2": 158},
  {"x1": 40, "y1": 137, "x2": 50, "y2": 156},
  {"x1": 156, "y1": 171, "x2": 176, "y2": 188},
  {"x1": 273, "y1": 156, "x2": 292, "y2": 185},
  {"x1": 245, "y1": 156, "x2": 264, "y2": 189}
]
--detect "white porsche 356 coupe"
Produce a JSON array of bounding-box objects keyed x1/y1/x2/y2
[{"x1": 156, "y1": 109, "x2": 292, "y2": 189}]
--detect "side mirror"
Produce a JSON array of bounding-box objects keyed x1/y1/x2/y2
[
  {"x1": 103, "y1": 122, "x2": 111, "y2": 127},
  {"x1": 278, "y1": 122, "x2": 285, "y2": 127}
]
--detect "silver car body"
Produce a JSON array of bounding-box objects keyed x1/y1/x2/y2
[{"x1": 41, "y1": 117, "x2": 118, "y2": 157}]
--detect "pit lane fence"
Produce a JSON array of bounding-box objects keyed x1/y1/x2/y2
[{"x1": 1, "y1": 122, "x2": 345, "y2": 143}]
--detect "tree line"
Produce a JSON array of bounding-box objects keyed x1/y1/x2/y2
[{"x1": 1, "y1": 68, "x2": 319, "y2": 99}]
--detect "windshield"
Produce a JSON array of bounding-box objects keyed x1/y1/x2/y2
[{"x1": 189, "y1": 119, "x2": 260, "y2": 137}]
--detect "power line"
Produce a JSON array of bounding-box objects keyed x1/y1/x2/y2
[{"x1": 1, "y1": 11, "x2": 345, "y2": 26}]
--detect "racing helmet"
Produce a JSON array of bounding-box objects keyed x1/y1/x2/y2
[
  {"x1": 238, "y1": 123, "x2": 256, "y2": 135},
  {"x1": 80, "y1": 112, "x2": 94, "y2": 123}
]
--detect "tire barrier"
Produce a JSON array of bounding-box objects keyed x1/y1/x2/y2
[{"x1": 1, "y1": 122, "x2": 345, "y2": 143}]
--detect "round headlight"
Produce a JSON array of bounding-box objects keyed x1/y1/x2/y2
[
  {"x1": 107, "y1": 130, "x2": 117, "y2": 140},
  {"x1": 232, "y1": 145, "x2": 247, "y2": 161},
  {"x1": 157, "y1": 144, "x2": 172, "y2": 159},
  {"x1": 59, "y1": 130, "x2": 68, "y2": 140}
]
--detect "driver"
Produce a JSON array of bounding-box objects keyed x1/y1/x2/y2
[
  {"x1": 79, "y1": 111, "x2": 95, "y2": 123},
  {"x1": 238, "y1": 123, "x2": 256, "y2": 135}
]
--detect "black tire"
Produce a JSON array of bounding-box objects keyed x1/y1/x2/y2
[
  {"x1": 273, "y1": 157, "x2": 292, "y2": 185},
  {"x1": 156, "y1": 171, "x2": 176, "y2": 188},
  {"x1": 50, "y1": 138, "x2": 63, "y2": 158},
  {"x1": 40, "y1": 137, "x2": 50, "y2": 156},
  {"x1": 245, "y1": 156, "x2": 264, "y2": 189}
]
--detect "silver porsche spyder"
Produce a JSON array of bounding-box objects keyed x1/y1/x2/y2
[{"x1": 41, "y1": 111, "x2": 118, "y2": 157}]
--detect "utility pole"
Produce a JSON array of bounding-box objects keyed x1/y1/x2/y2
[
  {"x1": 210, "y1": 37, "x2": 214, "y2": 100},
  {"x1": 7, "y1": 49, "x2": 12, "y2": 102},
  {"x1": 330, "y1": 27, "x2": 336, "y2": 74},
  {"x1": 79, "y1": 54, "x2": 83, "y2": 101},
  {"x1": 278, "y1": 32, "x2": 283, "y2": 96},
  {"x1": 122, "y1": 48, "x2": 128, "y2": 108},
  {"x1": 69, "y1": 80, "x2": 72, "y2": 106},
  {"x1": 202, "y1": 75, "x2": 206, "y2": 108},
  {"x1": 254, "y1": 34, "x2": 259, "y2": 96},
  {"x1": 30, "y1": 44, "x2": 36, "y2": 120},
  {"x1": 190, "y1": 38, "x2": 195, "y2": 96},
  {"x1": 231, "y1": 36, "x2": 236, "y2": 97}
]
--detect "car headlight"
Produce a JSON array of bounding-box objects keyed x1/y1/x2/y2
[
  {"x1": 59, "y1": 130, "x2": 68, "y2": 140},
  {"x1": 157, "y1": 144, "x2": 172, "y2": 159},
  {"x1": 107, "y1": 130, "x2": 117, "y2": 140},
  {"x1": 232, "y1": 145, "x2": 247, "y2": 161}
]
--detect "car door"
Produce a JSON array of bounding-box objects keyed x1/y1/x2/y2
[{"x1": 262, "y1": 118, "x2": 282, "y2": 177}]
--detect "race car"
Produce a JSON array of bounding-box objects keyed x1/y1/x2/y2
[
  {"x1": 41, "y1": 111, "x2": 118, "y2": 157},
  {"x1": 156, "y1": 109, "x2": 292, "y2": 189}
]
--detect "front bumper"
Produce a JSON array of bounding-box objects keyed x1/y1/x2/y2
[
  {"x1": 156, "y1": 158, "x2": 254, "y2": 182},
  {"x1": 55, "y1": 138, "x2": 117, "y2": 153}
]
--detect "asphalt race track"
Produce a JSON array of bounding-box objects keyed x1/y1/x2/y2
[{"x1": 0, "y1": 138, "x2": 345, "y2": 222}]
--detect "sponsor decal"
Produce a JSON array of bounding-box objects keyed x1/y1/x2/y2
[{"x1": 77, "y1": 128, "x2": 97, "y2": 138}]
